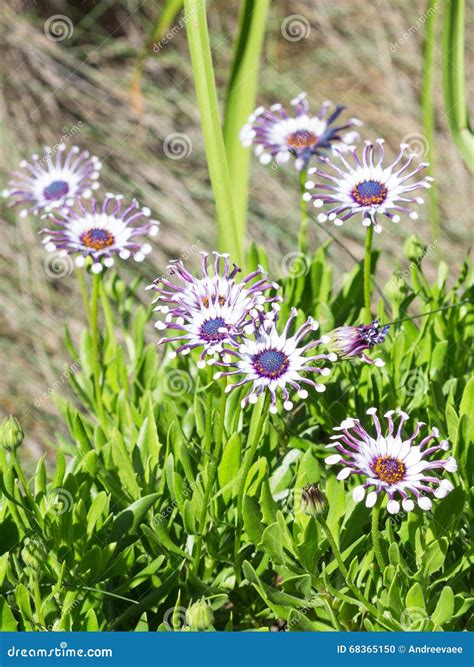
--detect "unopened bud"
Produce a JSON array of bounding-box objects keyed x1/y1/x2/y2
[
  {"x1": 187, "y1": 598, "x2": 214, "y2": 631},
  {"x1": 0, "y1": 416, "x2": 24, "y2": 452},
  {"x1": 301, "y1": 484, "x2": 328, "y2": 517}
]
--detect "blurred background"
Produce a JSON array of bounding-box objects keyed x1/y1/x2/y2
[{"x1": 1, "y1": 0, "x2": 472, "y2": 465}]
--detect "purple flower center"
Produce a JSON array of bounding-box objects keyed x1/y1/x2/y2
[
  {"x1": 200, "y1": 317, "x2": 228, "y2": 342},
  {"x1": 43, "y1": 180, "x2": 70, "y2": 201},
  {"x1": 81, "y1": 228, "x2": 115, "y2": 250},
  {"x1": 286, "y1": 129, "x2": 318, "y2": 149},
  {"x1": 359, "y1": 320, "x2": 390, "y2": 348},
  {"x1": 351, "y1": 180, "x2": 387, "y2": 206},
  {"x1": 253, "y1": 348, "x2": 289, "y2": 379},
  {"x1": 371, "y1": 455, "x2": 406, "y2": 484}
]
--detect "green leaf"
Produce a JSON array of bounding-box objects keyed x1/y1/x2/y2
[
  {"x1": 217, "y1": 433, "x2": 241, "y2": 501},
  {"x1": 243, "y1": 495, "x2": 264, "y2": 545},
  {"x1": 422, "y1": 537, "x2": 448, "y2": 576},
  {"x1": 110, "y1": 494, "x2": 160, "y2": 542},
  {"x1": 432, "y1": 586, "x2": 455, "y2": 626},
  {"x1": 0, "y1": 596, "x2": 18, "y2": 630},
  {"x1": 405, "y1": 582, "x2": 425, "y2": 611}
]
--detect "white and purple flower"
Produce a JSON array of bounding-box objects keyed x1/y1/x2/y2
[
  {"x1": 325, "y1": 408, "x2": 457, "y2": 514},
  {"x1": 150, "y1": 253, "x2": 280, "y2": 365},
  {"x1": 327, "y1": 320, "x2": 389, "y2": 366},
  {"x1": 214, "y1": 308, "x2": 337, "y2": 413},
  {"x1": 304, "y1": 139, "x2": 432, "y2": 232},
  {"x1": 148, "y1": 252, "x2": 279, "y2": 322},
  {"x1": 3, "y1": 145, "x2": 102, "y2": 217},
  {"x1": 41, "y1": 194, "x2": 159, "y2": 273},
  {"x1": 240, "y1": 93, "x2": 361, "y2": 171}
]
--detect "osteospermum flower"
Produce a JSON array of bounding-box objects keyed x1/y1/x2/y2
[
  {"x1": 304, "y1": 139, "x2": 432, "y2": 232},
  {"x1": 325, "y1": 408, "x2": 457, "y2": 514},
  {"x1": 240, "y1": 93, "x2": 361, "y2": 171},
  {"x1": 327, "y1": 320, "x2": 389, "y2": 366},
  {"x1": 41, "y1": 194, "x2": 159, "y2": 273},
  {"x1": 214, "y1": 308, "x2": 337, "y2": 413},
  {"x1": 2, "y1": 145, "x2": 101, "y2": 217},
  {"x1": 148, "y1": 252, "x2": 279, "y2": 321},
  {"x1": 150, "y1": 254, "x2": 280, "y2": 365}
]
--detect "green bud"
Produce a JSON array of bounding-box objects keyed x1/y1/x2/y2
[
  {"x1": 0, "y1": 416, "x2": 24, "y2": 452},
  {"x1": 187, "y1": 598, "x2": 214, "y2": 631},
  {"x1": 403, "y1": 234, "x2": 425, "y2": 262},
  {"x1": 301, "y1": 484, "x2": 328, "y2": 517},
  {"x1": 21, "y1": 536, "x2": 47, "y2": 570}
]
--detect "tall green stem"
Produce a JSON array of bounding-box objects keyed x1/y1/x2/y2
[
  {"x1": 223, "y1": 0, "x2": 270, "y2": 235},
  {"x1": 91, "y1": 273, "x2": 107, "y2": 430},
  {"x1": 317, "y1": 515, "x2": 396, "y2": 630},
  {"x1": 422, "y1": 0, "x2": 440, "y2": 249},
  {"x1": 76, "y1": 267, "x2": 91, "y2": 324},
  {"x1": 184, "y1": 0, "x2": 243, "y2": 265},
  {"x1": 371, "y1": 502, "x2": 387, "y2": 571},
  {"x1": 192, "y1": 378, "x2": 226, "y2": 575},
  {"x1": 297, "y1": 168, "x2": 309, "y2": 256},
  {"x1": 363, "y1": 224, "x2": 374, "y2": 324},
  {"x1": 441, "y1": 0, "x2": 474, "y2": 170}
]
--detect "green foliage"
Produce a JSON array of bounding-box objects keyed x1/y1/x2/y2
[{"x1": 1, "y1": 246, "x2": 472, "y2": 631}]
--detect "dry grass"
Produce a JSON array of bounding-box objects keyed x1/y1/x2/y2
[{"x1": 1, "y1": 0, "x2": 472, "y2": 465}]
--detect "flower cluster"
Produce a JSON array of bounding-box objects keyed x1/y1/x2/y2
[
  {"x1": 4, "y1": 145, "x2": 159, "y2": 273},
  {"x1": 149, "y1": 253, "x2": 337, "y2": 412}
]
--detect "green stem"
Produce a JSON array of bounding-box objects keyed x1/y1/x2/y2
[
  {"x1": 184, "y1": 0, "x2": 243, "y2": 265},
  {"x1": 222, "y1": 0, "x2": 270, "y2": 236},
  {"x1": 11, "y1": 454, "x2": 42, "y2": 526},
  {"x1": 371, "y1": 502, "x2": 387, "y2": 571},
  {"x1": 91, "y1": 272, "x2": 107, "y2": 430},
  {"x1": 297, "y1": 168, "x2": 309, "y2": 256},
  {"x1": 441, "y1": 0, "x2": 474, "y2": 170},
  {"x1": 363, "y1": 224, "x2": 374, "y2": 324},
  {"x1": 317, "y1": 515, "x2": 395, "y2": 630},
  {"x1": 192, "y1": 378, "x2": 226, "y2": 575},
  {"x1": 234, "y1": 393, "x2": 269, "y2": 582},
  {"x1": 76, "y1": 267, "x2": 91, "y2": 324},
  {"x1": 422, "y1": 0, "x2": 440, "y2": 250}
]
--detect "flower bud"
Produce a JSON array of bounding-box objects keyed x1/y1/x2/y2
[
  {"x1": 0, "y1": 416, "x2": 24, "y2": 452},
  {"x1": 301, "y1": 484, "x2": 328, "y2": 517},
  {"x1": 21, "y1": 536, "x2": 47, "y2": 570},
  {"x1": 187, "y1": 598, "x2": 214, "y2": 631}
]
